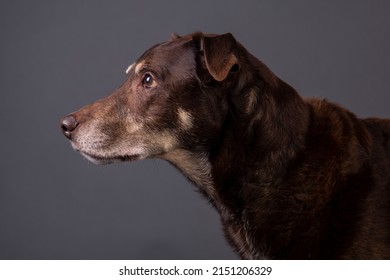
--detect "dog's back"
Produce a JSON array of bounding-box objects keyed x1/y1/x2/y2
[
  {"x1": 237, "y1": 98, "x2": 390, "y2": 259},
  {"x1": 364, "y1": 118, "x2": 390, "y2": 159},
  {"x1": 290, "y1": 100, "x2": 390, "y2": 259}
]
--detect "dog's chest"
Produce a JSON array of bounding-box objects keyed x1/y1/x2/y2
[{"x1": 162, "y1": 149, "x2": 265, "y2": 259}]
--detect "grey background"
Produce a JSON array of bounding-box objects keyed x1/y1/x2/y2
[{"x1": 0, "y1": 0, "x2": 389, "y2": 259}]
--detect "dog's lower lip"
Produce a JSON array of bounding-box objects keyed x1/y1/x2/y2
[{"x1": 82, "y1": 152, "x2": 139, "y2": 162}]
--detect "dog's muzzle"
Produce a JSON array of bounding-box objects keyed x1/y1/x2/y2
[{"x1": 60, "y1": 115, "x2": 78, "y2": 139}]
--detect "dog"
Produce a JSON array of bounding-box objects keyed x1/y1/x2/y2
[{"x1": 60, "y1": 32, "x2": 390, "y2": 259}]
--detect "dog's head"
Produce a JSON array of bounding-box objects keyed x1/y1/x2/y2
[{"x1": 60, "y1": 32, "x2": 245, "y2": 164}]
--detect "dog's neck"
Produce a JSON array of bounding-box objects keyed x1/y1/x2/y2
[
  {"x1": 162, "y1": 76, "x2": 310, "y2": 214},
  {"x1": 161, "y1": 149, "x2": 217, "y2": 200},
  {"x1": 214, "y1": 76, "x2": 310, "y2": 182}
]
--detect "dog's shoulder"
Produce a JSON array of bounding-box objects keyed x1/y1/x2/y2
[
  {"x1": 363, "y1": 118, "x2": 390, "y2": 142},
  {"x1": 303, "y1": 98, "x2": 372, "y2": 165}
]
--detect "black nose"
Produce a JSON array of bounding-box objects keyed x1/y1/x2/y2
[{"x1": 60, "y1": 115, "x2": 78, "y2": 139}]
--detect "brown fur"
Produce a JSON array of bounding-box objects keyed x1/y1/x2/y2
[{"x1": 60, "y1": 32, "x2": 390, "y2": 259}]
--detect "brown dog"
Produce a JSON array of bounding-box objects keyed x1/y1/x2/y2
[{"x1": 60, "y1": 32, "x2": 390, "y2": 259}]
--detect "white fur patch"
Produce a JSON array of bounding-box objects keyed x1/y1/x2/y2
[
  {"x1": 160, "y1": 133, "x2": 178, "y2": 152},
  {"x1": 125, "y1": 60, "x2": 145, "y2": 75},
  {"x1": 135, "y1": 60, "x2": 145, "y2": 74},
  {"x1": 246, "y1": 89, "x2": 258, "y2": 114},
  {"x1": 125, "y1": 63, "x2": 135, "y2": 74},
  {"x1": 177, "y1": 108, "x2": 193, "y2": 130}
]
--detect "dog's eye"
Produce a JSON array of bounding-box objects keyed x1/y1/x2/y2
[{"x1": 142, "y1": 73, "x2": 155, "y2": 88}]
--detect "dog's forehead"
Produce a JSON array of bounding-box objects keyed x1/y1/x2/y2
[
  {"x1": 148, "y1": 39, "x2": 191, "y2": 59},
  {"x1": 126, "y1": 36, "x2": 194, "y2": 75},
  {"x1": 144, "y1": 40, "x2": 193, "y2": 65}
]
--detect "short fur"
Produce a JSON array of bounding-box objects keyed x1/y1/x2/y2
[{"x1": 60, "y1": 32, "x2": 390, "y2": 259}]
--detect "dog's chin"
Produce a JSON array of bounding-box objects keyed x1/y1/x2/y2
[
  {"x1": 80, "y1": 152, "x2": 142, "y2": 165},
  {"x1": 70, "y1": 142, "x2": 145, "y2": 165}
]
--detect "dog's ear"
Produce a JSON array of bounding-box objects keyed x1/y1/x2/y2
[{"x1": 193, "y1": 32, "x2": 239, "y2": 82}]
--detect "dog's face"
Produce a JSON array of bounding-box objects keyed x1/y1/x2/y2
[{"x1": 60, "y1": 33, "x2": 240, "y2": 164}]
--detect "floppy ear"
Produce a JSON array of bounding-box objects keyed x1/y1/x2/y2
[{"x1": 194, "y1": 32, "x2": 239, "y2": 82}]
